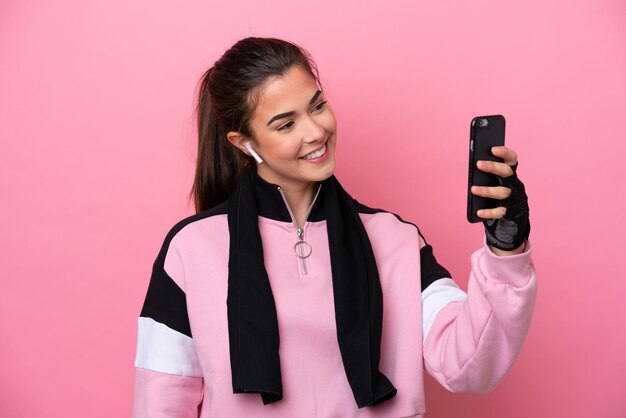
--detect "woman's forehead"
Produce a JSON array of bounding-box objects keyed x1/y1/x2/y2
[{"x1": 253, "y1": 66, "x2": 320, "y2": 116}]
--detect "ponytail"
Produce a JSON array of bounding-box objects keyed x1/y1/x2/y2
[{"x1": 191, "y1": 67, "x2": 249, "y2": 213}]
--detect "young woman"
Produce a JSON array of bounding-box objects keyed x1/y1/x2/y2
[{"x1": 133, "y1": 37, "x2": 536, "y2": 418}]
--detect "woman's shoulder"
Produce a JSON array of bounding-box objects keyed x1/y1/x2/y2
[
  {"x1": 354, "y1": 199, "x2": 419, "y2": 229},
  {"x1": 353, "y1": 199, "x2": 429, "y2": 243},
  {"x1": 153, "y1": 201, "x2": 230, "y2": 264},
  {"x1": 353, "y1": 199, "x2": 430, "y2": 255}
]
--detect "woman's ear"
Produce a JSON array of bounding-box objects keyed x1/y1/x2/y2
[
  {"x1": 226, "y1": 131, "x2": 263, "y2": 164},
  {"x1": 226, "y1": 131, "x2": 247, "y2": 153}
]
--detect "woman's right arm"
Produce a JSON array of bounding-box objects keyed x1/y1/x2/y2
[{"x1": 133, "y1": 242, "x2": 204, "y2": 418}]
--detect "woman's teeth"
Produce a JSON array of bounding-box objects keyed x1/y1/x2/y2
[{"x1": 302, "y1": 145, "x2": 326, "y2": 160}]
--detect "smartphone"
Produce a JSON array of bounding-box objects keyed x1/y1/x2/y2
[{"x1": 467, "y1": 115, "x2": 506, "y2": 223}]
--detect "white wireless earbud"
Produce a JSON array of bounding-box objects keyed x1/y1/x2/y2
[{"x1": 244, "y1": 141, "x2": 263, "y2": 164}]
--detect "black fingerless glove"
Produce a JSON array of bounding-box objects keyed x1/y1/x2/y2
[{"x1": 484, "y1": 163, "x2": 531, "y2": 251}]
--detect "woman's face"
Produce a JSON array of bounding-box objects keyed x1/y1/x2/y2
[{"x1": 246, "y1": 65, "x2": 337, "y2": 192}]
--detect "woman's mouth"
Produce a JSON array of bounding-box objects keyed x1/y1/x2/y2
[{"x1": 300, "y1": 145, "x2": 327, "y2": 161}]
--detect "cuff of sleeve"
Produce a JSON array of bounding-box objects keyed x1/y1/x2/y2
[{"x1": 474, "y1": 238, "x2": 534, "y2": 287}]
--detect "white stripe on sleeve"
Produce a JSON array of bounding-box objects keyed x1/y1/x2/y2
[
  {"x1": 135, "y1": 317, "x2": 203, "y2": 377},
  {"x1": 422, "y1": 278, "x2": 468, "y2": 342}
]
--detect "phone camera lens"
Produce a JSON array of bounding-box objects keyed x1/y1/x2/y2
[{"x1": 478, "y1": 118, "x2": 489, "y2": 127}]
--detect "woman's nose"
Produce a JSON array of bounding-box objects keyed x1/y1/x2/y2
[{"x1": 302, "y1": 116, "x2": 325, "y2": 143}]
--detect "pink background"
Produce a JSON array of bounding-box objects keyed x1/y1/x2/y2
[{"x1": 2, "y1": 1, "x2": 625, "y2": 417}]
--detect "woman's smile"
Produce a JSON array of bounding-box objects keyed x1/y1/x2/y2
[{"x1": 300, "y1": 143, "x2": 328, "y2": 161}]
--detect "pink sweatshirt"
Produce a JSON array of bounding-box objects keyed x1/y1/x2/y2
[{"x1": 133, "y1": 193, "x2": 537, "y2": 418}]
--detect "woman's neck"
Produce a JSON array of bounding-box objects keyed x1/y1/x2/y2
[{"x1": 278, "y1": 182, "x2": 318, "y2": 228}]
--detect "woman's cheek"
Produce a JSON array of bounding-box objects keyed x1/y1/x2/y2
[
  {"x1": 324, "y1": 108, "x2": 337, "y2": 130},
  {"x1": 278, "y1": 137, "x2": 302, "y2": 159}
]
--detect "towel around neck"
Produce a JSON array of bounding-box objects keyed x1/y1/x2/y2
[{"x1": 226, "y1": 165, "x2": 396, "y2": 408}]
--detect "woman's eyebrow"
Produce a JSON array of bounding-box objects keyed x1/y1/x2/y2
[
  {"x1": 266, "y1": 90, "x2": 323, "y2": 126},
  {"x1": 309, "y1": 90, "x2": 322, "y2": 105},
  {"x1": 266, "y1": 111, "x2": 295, "y2": 126}
]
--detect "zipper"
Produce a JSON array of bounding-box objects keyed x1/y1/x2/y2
[{"x1": 276, "y1": 185, "x2": 322, "y2": 277}]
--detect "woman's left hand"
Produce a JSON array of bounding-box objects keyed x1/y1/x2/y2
[{"x1": 470, "y1": 146, "x2": 530, "y2": 255}]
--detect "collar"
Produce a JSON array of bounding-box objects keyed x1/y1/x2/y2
[{"x1": 249, "y1": 165, "x2": 326, "y2": 223}]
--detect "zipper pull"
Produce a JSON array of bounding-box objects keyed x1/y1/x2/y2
[
  {"x1": 294, "y1": 227, "x2": 312, "y2": 276},
  {"x1": 294, "y1": 228, "x2": 312, "y2": 259}
]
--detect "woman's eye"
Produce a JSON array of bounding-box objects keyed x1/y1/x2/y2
[
  {"x1": 277, "y1": 121, "x2": 294, "y2": 131},
  {"x1": 312, "y1": 101, "x2": 327, "y2": 113}
]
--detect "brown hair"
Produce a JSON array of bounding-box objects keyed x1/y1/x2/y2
[{"x1": 190, "y1": 37, "x2": 320, "y2": 213}]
